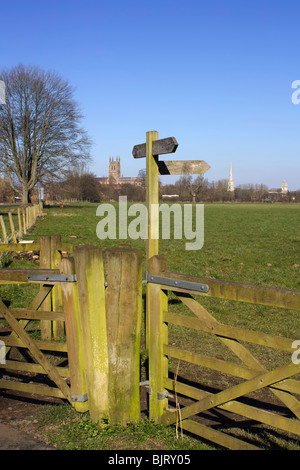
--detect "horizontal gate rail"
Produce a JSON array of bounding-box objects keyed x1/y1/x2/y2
[
  {"x1": 7, "y1": 308, "x2": 65, "y2": 321},
  {"x1": 0, "y1": 269, "x2": 76, "y2": 284},
  {"x1": 0, "y1": 379, "x2": 66, "y2": 400},
  {"x1": 162, "y1": 270, "x2": 300, "y2": 310},
  {"x1": 164, "y1": 311, "x2": 297, "y2": 352},
  {"x1": 0, "y1": 242, "x2": 41, "y2": 253},
  {"x1": 0, "y1": 360, "x2": 69, "y2": 377},
  {"x1": 0, "y1": 335, "x2": 68, "y2": 352}
]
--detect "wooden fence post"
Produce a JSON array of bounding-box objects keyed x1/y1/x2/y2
[
  {"x1": 26, "y1": 206, "x2": 29, "y2": 229},
  {"x1": 60, "y1": 257, "x2": 88, "y2": 413},
  {"x1": 22, "y1": 207, "x2": 26, "y2": 235},
  {"x1": 0, "y1": 216, "x2": 7, "y2": 243},
  {"x1": 50, "y1": 234, "x2": 64, "y2": 339},
  {"x1": 148, "y1": 255, "x2": 169, "y2": 423},
  {"x1": 39, "y1": 236, "x2": 52, "y2": 340},
  {"x1": 8, "y1": 212, "x2": 16, "y2": 243},
  {"x1": 73, "y1": 245, "x2": 109, "y2": 422},
  {"x1": 17, "y1": 208, "x2": 22, "y2": 239},
  {"x1": 104, "y1": 246, "x2": 143, "y2": 425}
]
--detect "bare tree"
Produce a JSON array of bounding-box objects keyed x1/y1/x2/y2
[
  {"x1": 176, "y1": 175, "x2": 207, "y2": 202},
  {"x1": 0, "y1": 64, "x2": 91, "y2": 203}
]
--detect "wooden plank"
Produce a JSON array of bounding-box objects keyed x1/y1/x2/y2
[
  {"x1": 168, "y1": 295, "x2": 300, "y2": 418},
  {"x1": 157, "y1": 160, "x2": 210, "y2": 176},
  {"x1": 60, "y1": 257, "x2": 88, "y2": 413},
  {"x1": 74, "y1": 245, "x2": 109, "y2": 421},
  {"x1": 50, "y1": 234, "x2": 64, "y2": 339},
  {"x1": 22, "y1": 207, "x2": 26, "y2": 234},
  {"x1": 145, "y1": 131, "x2": 160, "y2": 351},
  {"x1": 146, "y1": 131, "x2": 159, "y2": 262},
  {"x1": 148, "y1": 255, "x2": 169, "y2": 423},
  {"x1": 0, "y1": 242, "x2": 40, "y2": 253},
  {"x1": 164, "y1": 344, "x2": 259, "y2": 380},
  {"x1": 104, "y1": 247, "x2": 143, "y2": 425},
  {"x1": 58, "y1": 243, "x2": 75, "y2": 254},
  {"x1": 0, "y1": 297, "x2": 71, "y2": 402},
  {"x1": 164, "y1": 377, "x2": 300, "y2": 437},
  {"x1": 17, "y1": 208, "x2": 22, "y2": 237},
  {"x1": 8, "y1": 212, "x2": 16, "y2": 243},
  {"x1": 164, "y1": 311, "x2": 295, "y2": 352},
  {"x1": 132, "y1": 136, "x2": 178, "y2": 158},
  {"x1": 162, "y1": 360, "x2": 300, "y2": 426},
  {"x1": 9, "y1": 308, "x2": 65, "y2": 321},
  {"x1": 39, "y1": 236, "x2": 52, "y2": 340},
  {"x1": 164, "y1": 271, "x2": 300, "y2": 310},
  {"x1": 0, "y1": 336, "x2": 67, "y2": 352},
  {"x1": 0, "y1": 216, "x2": 7, "y2": 243},
  {"x1": 0, "y1": 268, "x2": 59, "y2": 283},
  {"x1": 181, "y1": 419, "x2": 259, "y2": 450},
  {"x1": 0, "y1": 360, "x2": 69, "y2": 377},
  {"x1": 0, "y1": 379, "x2": 66, "y2": 399},
  {"x1": 3, "y1": 285, "x2": 54, "y2": 357}
]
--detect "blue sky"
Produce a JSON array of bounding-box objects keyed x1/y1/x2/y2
[{"x1": 1, "y1": 0, "x2": 300, "y2": 190}]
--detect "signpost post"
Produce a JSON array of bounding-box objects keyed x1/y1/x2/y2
[
  {"x1": 132, "y1": 130, "x2": 211, "y2": 263},
  {"x1": 132, "y1": 131, "x2": 211, "y2": 351}
]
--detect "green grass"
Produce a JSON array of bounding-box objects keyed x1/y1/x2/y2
[
  {"x1": 3, "y1": 201, "x2": 300, "y2": 449},
  {"x1": 34, "y1": 403, "x2": 215, "y2": 450},
  {"x1": 29, "y1": 202, "x2": 300, "y2": 289}
]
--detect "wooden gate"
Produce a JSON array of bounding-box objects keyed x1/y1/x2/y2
[
  {"x1": 0, "y1": 235, "x2": 89, "y2": 411},
  {"x1": 147, "y1": 255, "x2": 300, "y2": 450},
  {"x1": 0, "y1": 235, "x2": 143, "y2": 423}
]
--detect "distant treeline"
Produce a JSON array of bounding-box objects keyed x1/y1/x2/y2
[{"x1": 43, "y1": 171, "x2": 300, "y2": 203}]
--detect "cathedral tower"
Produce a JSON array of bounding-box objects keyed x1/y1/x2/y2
[{"x1": 109, "y1": 157, "x2": 121, "y2": 183}]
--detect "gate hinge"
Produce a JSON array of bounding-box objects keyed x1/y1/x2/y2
[
  {"x1": 146, "y1": 272, "x2": 209, "y2": 293},
  {"x1": 26, "y1": 273, "x2": 77, "y2": 282},
  {"x1": 140, "y1": 380, "x2": 152, "y2": 395},
  {"x1": 71, "y1": 393, "x2": 88, "y2": 403},
  {"x1": 157, "y1": 390, "x2": 174, "y2": 400}
]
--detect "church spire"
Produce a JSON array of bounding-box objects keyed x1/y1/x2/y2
[{"x1": 227, "y1": 161, "x2": 234, "y2": 192}]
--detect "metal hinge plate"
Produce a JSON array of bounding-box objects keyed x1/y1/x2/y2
[
  {"x1": 71, "y1": 393, "x2": 88, "y2": 403},
  {"x1": 26, "y1": 273, "x2": 77, "y2": 282},
  {"x1": 157, "y1": 390, "x2": 174, "y2": 400},
  {"x1": 146, "y1": 273, "x2": 209, "y2": 293}
]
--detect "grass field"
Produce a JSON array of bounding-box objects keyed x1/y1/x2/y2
[
  {"x1": 28, "y1": 201, "x2": 300, "y2": 288},
  {"x1": 1, "y1": 201, "x2": 300, "y2": 450}
]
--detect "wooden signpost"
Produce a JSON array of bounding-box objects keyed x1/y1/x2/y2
[
  {"x1": 132, "y1": 131, "x2": 210, "y2": 351},
  {"x1": 132, "y1": 130, "x2": 211, "y2": 263}
]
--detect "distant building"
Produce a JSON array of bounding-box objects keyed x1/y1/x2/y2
[
  {"x1": 268, "y1": 181, "x2": 288, "y2": 195},
  {"x1": 97, "y1": 157, "x2": 142, "y2": 186},
  {"x1": 227, "y1": 161, "x2": 234, "y2": 192}
]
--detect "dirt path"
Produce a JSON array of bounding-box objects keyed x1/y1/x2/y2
[{"x1": 0, "y1": 394, "x2": 56, "y2": 450}]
